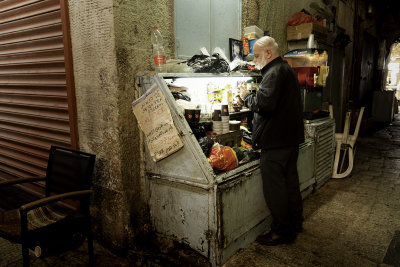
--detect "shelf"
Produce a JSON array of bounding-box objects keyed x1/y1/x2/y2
[
  {"x1": 159, "y1": 72, "x2": 262, "y2": 79},
  {"x1": 229, "y1": 110, "x2": 252, "y2": 120}
]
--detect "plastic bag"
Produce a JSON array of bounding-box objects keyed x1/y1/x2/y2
[
  {"x1": 192, "y1": 124, "x2": 206, "y2": 140},
  {"x1": 242, "y1": 130, "x2": 253, "y2": 145},
  {"x1": 230, "y1": 58, "x2": 250, "y2": 72},
  {"x1": 166, "y1": 59, "x2": 194, "y2": 73},
  {"x1": 200, "y1": 47, "x2": 210, "y2": 57},
  {"x1": 288, "y1": 11, "x2": 314, "y2": 26},
  {"x1": 241, "y1": 139, "x2": 252, "y2": 149},
  {"x1": 244, "y1": 149, "x2": 260, "y2": 161},
  {"x1": 233, "y1": 147, "x2": 245, "y2": 162},
  {"x1": 212, "y1": 47, "x2": 230, "y2": 63},
  {"x1": 198, "y1": 137, "x2": 214, "y2": 157},
  {"x1": 171, "y1": 92, "x2": 191, "y2": 101},
  {"x1": 208, "y1": 146, "x2": 238, "y2": 171},
  {"x1": 238, "y1": 149, "x2": 260, "y2": 164},
  {"x1": 287, "y1": 11, "x2": 324, "y2": 26},
  {"x1": 186, "y1": 52, "x2": 230, "y2": 73}
]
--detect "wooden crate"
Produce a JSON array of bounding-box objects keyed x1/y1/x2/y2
[{"x1": 215, "y1": 130, "x2": 242, "y2": 148}]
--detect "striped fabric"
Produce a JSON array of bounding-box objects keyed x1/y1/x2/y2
[{"x1": 0, "y1": 205, "x2": 67, "y2": 240}]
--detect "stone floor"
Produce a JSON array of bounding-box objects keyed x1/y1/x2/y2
[
  {"x1": 226, "y1": 116, "x2": 400, "y2": 267},
  {"x1": 1, "y1": 116, "x2": 400, "y2": 266},
  {"x1": 0, "y1": 239, "x2": 129, "y2": 266}
]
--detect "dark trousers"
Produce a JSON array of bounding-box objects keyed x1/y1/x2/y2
[{"x1": 260, "y1": 146, "x2": 303, "y2": 237}]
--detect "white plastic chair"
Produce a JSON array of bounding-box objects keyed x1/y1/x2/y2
[{"x1": 331, "y1": 107, "x2": 365, "y2": 179}]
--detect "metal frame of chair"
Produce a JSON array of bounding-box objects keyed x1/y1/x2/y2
[
  {"x1": 0, "y1": 146, "x2": 96, "y2": 266},
  {"x1": 331, "y1": 107, "x2": 365, "y2": 179}
]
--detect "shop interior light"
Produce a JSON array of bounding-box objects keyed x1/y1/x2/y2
[
  {"x1": 164, "y1": 75, "x2": 260, "y2": 115},
  {"x1": 166, "y1": 77, "x2": 254, "y2": 105}
]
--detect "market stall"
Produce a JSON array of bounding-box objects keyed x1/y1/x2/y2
[{"x1": 135, "y1": 72, "x2": 334, "y2": 266}]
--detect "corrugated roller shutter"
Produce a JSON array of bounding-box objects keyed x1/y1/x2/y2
[{"x1": 0, "y1": 0, "x2": 77, "y2": 184}]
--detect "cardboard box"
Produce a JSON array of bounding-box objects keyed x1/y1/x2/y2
[
  {"x1": 244, "y1": 32, "x2": 260, "y2": 40},
  {"x1": 287, "y1": 23, "x2": 327, "y2": 41},
  {"x1": 214, "y1": 130, "x2": 242, "y2": 148},
  {"x1": 244, "y1": 25, "x2": 263, "y2": 40}
]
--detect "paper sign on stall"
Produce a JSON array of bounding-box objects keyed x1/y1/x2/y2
[{"x1": 132, "y1": 83, "x2": 183, "y2": 162}]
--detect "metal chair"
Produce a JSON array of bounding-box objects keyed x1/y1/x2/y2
[{"x1": 0, "y1": 146, "x2": 96, "y2": 266}]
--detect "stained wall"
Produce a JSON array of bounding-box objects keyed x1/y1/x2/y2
[
  {"x1": 67, "y1": 0, "x2": 357, "y2": 254},
  {"x1": 68, "y1": 0, "x2": 174, "y2": 252}
]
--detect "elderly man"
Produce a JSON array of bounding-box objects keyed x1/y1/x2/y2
[{"x1": 240, "y1": 36, "x2": 305, "y2": 245}]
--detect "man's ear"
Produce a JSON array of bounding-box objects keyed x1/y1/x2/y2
[{"x1": 265, "y1": 49, "x2": 272, "y2": 59}]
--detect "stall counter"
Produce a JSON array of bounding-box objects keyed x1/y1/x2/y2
[{"x1": 137, "y1": 73, "x2": 334, "y2": 266}]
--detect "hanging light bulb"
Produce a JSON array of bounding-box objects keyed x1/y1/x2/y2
[{"x1": 367, "y1": 2, "x2": 373, "y2": 15}]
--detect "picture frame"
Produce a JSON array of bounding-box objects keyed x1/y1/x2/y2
[{"x1": 229, "y1": 38, "x2": 243, "y2": 61}]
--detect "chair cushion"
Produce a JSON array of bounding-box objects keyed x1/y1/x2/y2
[{"x1": 0, "y1": 205, "x2": 68, "y2": 242}]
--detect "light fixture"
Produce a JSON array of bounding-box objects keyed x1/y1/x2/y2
[{"x1": 367, "y1": 1, "x2": 373, "y2": 15}]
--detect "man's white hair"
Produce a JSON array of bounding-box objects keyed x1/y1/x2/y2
[{"x1": 255, "y1": 36, "x2": 279, "y2": 55}]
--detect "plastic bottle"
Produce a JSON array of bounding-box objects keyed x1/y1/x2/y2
[{"x1": 151, "y1": 26, "x2": 167, "y2": 72}]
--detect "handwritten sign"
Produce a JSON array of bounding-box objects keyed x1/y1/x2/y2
[{"x1": 132, "y1": 83, "x2": 183, "y2": 161}]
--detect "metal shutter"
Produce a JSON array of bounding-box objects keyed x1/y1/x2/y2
[{"x1": 0, "y1": 0, "x2": 78, "y2": 185}]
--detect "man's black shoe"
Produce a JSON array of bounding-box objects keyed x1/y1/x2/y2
[{"x1": 256, "y1": 231, "x2": 296, "y2": 246}]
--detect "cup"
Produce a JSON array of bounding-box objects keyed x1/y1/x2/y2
[
  {"x1": 221, "y1": 104, "x2": 229, "y2": 116},
  {"x1": 194, "y1": 109, "x2": 201, "y2": 123},
  {"x1": 212, "y1": 110, "x2": 222, "y2": 121},
  {"x1": 221, "y1": 116, "x2": 230, "y2": 122},
  {"x1": 212, "y1": 121, "x2": 223, "y2": 135},
  {"x1": 229, "y1": 120, "x2": 241, "y2": 131},
  {"x1": 184, "y1": 109, "x2": 195, "y2": 124},
  {"x1": 307, "y1": 34, "x2": 315, "y2": 49}
]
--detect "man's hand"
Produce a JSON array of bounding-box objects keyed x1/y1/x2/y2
[{"x1": 239, "y1": 86, "x2": 250, "y2": 100}]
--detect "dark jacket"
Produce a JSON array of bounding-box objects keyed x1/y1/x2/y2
[{"x1": 244, "y1": 57, "x2": 304, "y2": 149}]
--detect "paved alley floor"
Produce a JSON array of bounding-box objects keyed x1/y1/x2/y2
[
  {"x1": 226, "y1": 117, "x2": 400, "y2": 267},
  {"x1": 1, "y1": 116, "x2": 400, "y2": 266},
  {"x1": 0, "y1": 237, "x2": 130, "y2": 266}
]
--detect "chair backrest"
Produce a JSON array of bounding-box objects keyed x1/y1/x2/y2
[{"x1": 45, "y1": 146, "x2": 96, "y2": 196}]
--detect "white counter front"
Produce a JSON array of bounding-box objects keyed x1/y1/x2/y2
[{"x1": 138, "y1": 73, "x2": 335, "y2": 266}]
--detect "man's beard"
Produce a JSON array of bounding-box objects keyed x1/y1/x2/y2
[{"x1": 255, "y1": 57, "x2": 267, "y2": 70}]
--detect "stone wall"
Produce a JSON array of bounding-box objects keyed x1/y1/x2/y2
[
  {"x1": 248, "y1": 0, "x2": 339, "y2": 54},
  {"x1": 68, "y1": 0, "x2": 174, "y2": 253},
  {"x1": 241, "y1": 0, "x2": 261, "y2": 33}
]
